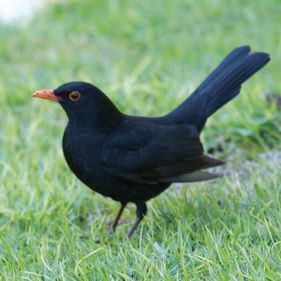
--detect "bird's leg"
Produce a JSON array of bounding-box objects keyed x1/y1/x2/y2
[
  {"x1": 112, "y1": 202, "x2": 127, "y2": 231},
  {"x1": 128, "y1": 202, "x2": 147, "y2": 238}
]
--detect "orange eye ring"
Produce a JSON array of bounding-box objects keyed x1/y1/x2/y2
[{"x1": 69, "y1": 91, "x2": 81, "y2": 102}]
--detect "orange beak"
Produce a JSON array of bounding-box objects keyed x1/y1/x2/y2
[{"x1": 32, "y1": 89, "x2": 62, "y2": 102}]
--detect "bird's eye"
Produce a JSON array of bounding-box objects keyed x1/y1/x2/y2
[{"x1": 69, "y1": 91, "x2": 81, "y2": 102}]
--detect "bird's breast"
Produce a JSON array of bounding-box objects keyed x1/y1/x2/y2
[{"x1": 62, "y1": 126, "x2": 105, "y2": 188}]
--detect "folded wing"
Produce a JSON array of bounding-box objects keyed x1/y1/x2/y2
[{"x1": 101, "y1": 121, "x2": 224, "y2": 184}]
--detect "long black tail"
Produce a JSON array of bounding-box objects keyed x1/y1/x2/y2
[{"x1": 166, "y1": 46, "x2": 270, "y2": 132}]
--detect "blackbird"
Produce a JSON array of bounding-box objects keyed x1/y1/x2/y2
[{"x1": 32, "y1": 46, "x2": 269, "y2": 237}]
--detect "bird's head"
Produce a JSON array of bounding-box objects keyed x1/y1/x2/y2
[{"x1": 32, "y1": 81, "x2": 121, "y2": 125}]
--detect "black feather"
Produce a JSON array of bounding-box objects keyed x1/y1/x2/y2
[{"x1": 166, "y1": 46, "x2": 270, "y2": 132}]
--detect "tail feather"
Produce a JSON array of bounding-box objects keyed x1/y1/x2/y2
[
  {"x1": 196, "y1": 45, "x2": 250, "y2": 93},
  {"x1": 204, "y1": 52, "x2": 270, "y2": 118},
  {"x1": 167, "y1": 46, "x2": 270, "y2": 132},
  {"x1": 161, "y1": 170, "x2": 221, "y2": 183}
]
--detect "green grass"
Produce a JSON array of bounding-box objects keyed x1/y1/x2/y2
[{"x1": 0, "y1": 0, "x2": 281, "y2": 279}]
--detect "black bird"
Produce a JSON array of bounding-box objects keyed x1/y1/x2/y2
[{"x1": 32, "y1": 46, "x2": 269, "y2": 237}]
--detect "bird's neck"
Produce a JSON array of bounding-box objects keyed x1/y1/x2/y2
[{"x1": 67, "y1": 105, "x2": 124, "y2": 134}]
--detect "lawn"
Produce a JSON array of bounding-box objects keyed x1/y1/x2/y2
[{"x1": 0, "y1": 0, "x2": 281, "y2": 279}]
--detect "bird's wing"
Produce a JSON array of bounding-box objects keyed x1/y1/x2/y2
[{"x1": 101, "y1": 120, "x2": 224, "y2": 184}]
